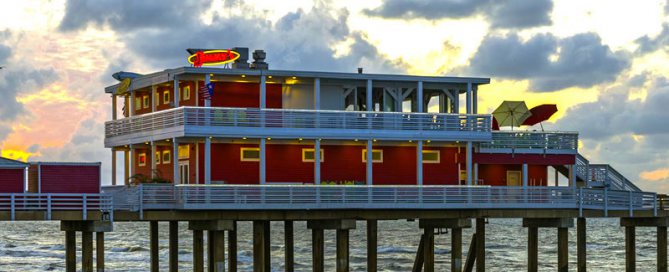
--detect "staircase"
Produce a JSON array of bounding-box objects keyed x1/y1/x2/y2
[{"x1": 556, "y1": 154, "x2": 641, "y2": 191}]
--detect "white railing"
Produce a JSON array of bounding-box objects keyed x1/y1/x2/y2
[
  {"x1": 480, "y1": 131, "x2": 578, "y2": 152},
  {"x1": 104, "y1": 185, "x2": 658, "y2": 217},
  {"x1": 0, "y1": 193, "x2": 114, "y2": 220},
  {"x1": 105, "y1": 106, "x2": 492, "y2": 139},
  {"x1": 589, "y1": 164, "x2": 642, "y2": 192},
  {"x1": 576, "y1": 154, "x2": 590, "y2": 182}
]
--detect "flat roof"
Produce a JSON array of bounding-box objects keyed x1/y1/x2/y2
[{"x1": 105, "y1": 67, "x2": 490, "y2": 94}]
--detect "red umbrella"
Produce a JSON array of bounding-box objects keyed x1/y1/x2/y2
[{"x1": 522, "y1": 104, "x2": 558, "y2": 130}]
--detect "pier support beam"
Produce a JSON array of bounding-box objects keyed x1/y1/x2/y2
[
  {"x1": 419, "y1": 219, "x2": 472, "y2": 272},
  {"x1": 626, "y1": 226, "x2": 635, "y2": 272},
  {"x1": 308, "y1": 220, "x2": 356, "y2": 272},
  {"x1": 228, "y1": 222, "x2": 237, "y2": 272},
  {"x1": 169, "y1": 221, "x2": 179, "y2": 272},
  {"x1": 82, "y1": 231, "x2": 93, "y2": 272},
  {"x1": 423, "y1": 227, "x2": 435, "y2": 272},
  {"x1": 65, "y1": 230, "x2": 76, "y2": 272},
  {"x1": 577, "y1": 218, "x2": 586, "y2": 272},
  {"x1": 285, "y1": 221, "x2": 294, "y2": 272},
  {"x1": 193, "y1": 230, "x2": 204, "y2": 272},
  {"x1": 660, "y1": 226, "x2": 667, "y2": 272},
  {"x1": 96, "y1": 232, "x2": 105, "y2": 272},
  {"x1": 150, "y1": 221, "x2": 159, "y2": 272},
  {"x1": 620, "y1": 217, "x2": 669, "y2": 272},
  {"x1": 522, "y1": 218, "x2": 573, "y2": 272},
  {"x1": 61, "y1": 221, "x2": 113, "y2": 272},
  {"x1": 253, "y1": 220, "x2": 271, "y2": 272},
  {"x1": 367, "y1": 220, "x2": 377, "y2": 272},
  {"x1": 476, "y1": 218, "x2": 485, "y2": 272},
  {"x1": 189, "y1": 220, "x2": 235, "y2": 272}
]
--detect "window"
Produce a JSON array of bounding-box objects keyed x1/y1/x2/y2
[
  {"x1": 155, "y1": 151, "x2": 161, "y2": 165},
  {"x1": 240, "y1": 148, "x2": 260, "y2": 161},
  {"x1": 138, "y1": 153, "x2": 146, "y2": 167},
  {"x1": 163, "y1": 91, "x2": 170, "y2": 104},
  {"x1": 143, "y1": 96, "x2": 149, "y2": 109},
  {"x1": 362, "y1": 149, "x2": 383, "y2": 163},
  {"x1": 162, "y1": 150, "x2": 171, "y2": 164},
  {"x1": 155, "y1": 92, "x2": 160, "y2": 105},
  {"x1": 422, "y1": 150, "x2": 440, "y2": 163},
  {"x1": 134, "y1": 97, "x2": 142, "y2": 111},
  {"x1": 183, "y1": 86, "x2": 190, "y2": 100},
  {"x1": 302, "y1": 148, "x2": 324, "y2": 162},
  {"x1": 178, "y1": 145, "x2": 190, "y2": 159}
]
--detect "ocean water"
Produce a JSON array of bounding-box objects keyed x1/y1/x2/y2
[{"x1": 0, "y1": 218, "x2": 659, "y2": 271}]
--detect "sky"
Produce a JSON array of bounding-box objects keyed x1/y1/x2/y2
[{"x1": 1, "y1": 0, "x2": 669, "y2": 192}]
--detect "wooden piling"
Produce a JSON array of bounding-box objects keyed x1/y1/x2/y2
[
  {"x1": 96, "y1": 232, "x2": 104, "y2": 272},
  {"x1": 452, "y1": 227, "x2": 463, "y2": 272},
  {"x1": 169, "y1": 221, "x2": 179, "y2": 272},
  {"x1": 65, "y1": 230, "x2": 76, "y2": 272},
  {"x1": 336, "y1": 229, "x2": 350, "y2": 272},
  {"x1": 476, "y1": 218, "x2": 485, "y2": 272},
  {"x1": 285, "y1": 221, "x2": 294, "y2": 272},
  {"x1": 150, "y1": 221, "x2": 159, "y2": 272},
  {"x1": 213, "y1": 230, "x2": 225, "y2": 272},
  {"x1": 367, "y1": 220, "x2": 377, "y2": 272},
  {"x1": 528, "y1": 227, "x2": 538, "y2": 272},
  {"x1": 253, "y1": 221, "x2": 270, "y2": 272},
  {"x1": 626, "y1": 226, "x2": 635, "y2": 272},
  {"x1": 659, "y1": 226, "x2": 667, "y2": 272},
  {"x1": 577, "y1": 218, "x2": 586, "y2": 272},
  {"x1": 229, "y1": 223, "x2": 237, "y2": 272},
  {"x1": 463, "y1": 234, "x2": 477, "y2": 272},
  {"x1": 558, "y1": 227, "x2": 568, "y2": 272},
  {"x1": 424, "y1": 227, "x2": 435, "y2": 272},
  {"x1": 82, "y1": 231, "x2": 93, "y2": 272},
  {"x1": 412, "y1": 234, "x2": 425, "y2": 272},
  {"x1": 312, "y1": 228, "x2": 324, "y2": 272},
  {"x1": 193, "y1": 230, "x2": 204, "y2": 272},
  {"x1": 208, "y1": 231, "x2": 215, "y2": 272}
]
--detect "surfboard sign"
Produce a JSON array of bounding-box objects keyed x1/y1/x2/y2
[{"x1": 187, "y1": 49, "x2": 240, "y2": 67}]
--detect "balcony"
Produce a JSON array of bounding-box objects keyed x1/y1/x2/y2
[
  {"x1": 479, "y1": 131, "x2": 579, "y2": 154},
  {"x1": 104, "y1": 106, "x2": 492, "y2": 146}
]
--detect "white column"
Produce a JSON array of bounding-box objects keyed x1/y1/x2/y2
[
  {"x1": 466, "y1": 82, "x2": 472, "y2": 114},
  {"x1": 466, "y1": 141, "x2": 473, "y2": 185},
  {"x1": 205, "y1": 137, "x2": 211, "y2": 184},
  {"x1": 522, "y1": 163, "x2": 529, "y2": 187},
  {"x1": 314, "y1": 78, "x2": 321, "y2": 109},
  {"x1": 260, "y1": 138, "x2": 266, "y2": 184},
  {"x1": 474, "y1": 163, "x2": 479, "y2": 185},
  {"x1": 204, "y1": 74, "x2": 211, "y2": 107},
  {"x1": 112, "y1": 95, "x2": 117, "y2": 120},
  {"x1": 417, "y1": 141, "x2": 423, "y2": 185},
  {"x1": 151, "y1": 85, "x2": 157, "y2": 112},
  {"x1": 472, "y1": 85, "x2": 478, "y2": 114},
  {"x1": 314, "y1": 139, "x2": 321, "y2": 185},
  {"x1": 366, "y1": 79, "x2": 373, "y2": 111},
  {"x1": 569, "y1": 164, "x2": 577, "y2": 188},
  {"x1": 151, "y1": 141, "x2": 157, "y2": 179},
  {"x1": 172, "y1": 138, "x2": 179, "y2": 184},
  {"x1": 417, "y1": 81, "x2": 424, "y2": 112},
  {"x1": 366, "y1": 140, "x2": 373, "y2": 185},
  {"x1": 173, "y1": 76, "x2": 179, "y2": 107},
  {"x1": 260, "y1": 75, "x2": 267, "y2": 108},
  {"x1": 453, "y1": 90, "x2": 460, "y2": 114},
  {"x1": 111, "y1": 149, "x2": 117, "y2": 185}
]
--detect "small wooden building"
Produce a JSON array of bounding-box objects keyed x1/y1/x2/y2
[
  {"x1": 0, "y1": 157, "x2": 28, "y2": 193},
  {"x1": 27, "y1": 162, "x2": 101, "y2": 193}
]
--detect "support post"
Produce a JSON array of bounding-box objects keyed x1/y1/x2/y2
[
  {"x1": 260, "y1": 139, "x2": 266, "y2": 184},
  {"x1": 123, "y1": 149, "x2": 129, "y2": 185},
  {"x1": 150, "y1": 221, "x2": 159, "y2": 272},
  {"x1": 367, "y1": 220, "x2": 377, "y2": 272},
  {"x1": 151, "y1": 141, "x2": 157, "y2": 179},
  {"x1": 528, "y1": 227, "x2": 538, "y2": 272},
  {"x1": 205, "y1": 74, "x2": 211, "y2": 107},
  {"x1": 452, "y1": 227, "x2": 463, "y2": 272},
  {"x1": 472, "y1": 85, "x2": 478, "y2": 113},
  {"x1": 112, "y1": 94, "x2": 117, "y2": 120},
  {"x1": 568, "y1": 165, "x2": 576, "y2": 188},
  {"x1": 213, "y1": 230, "x2": 225, "y2": 272},
  {"x1": 659, "y1": 226, "x2": 667, "y2": 272},
  {"x1": 314, "y1": 78, "x2": 321, "y2": 110},
  {"x1": 173, "y1": 76, "x2": 179, "y2": 107},
  {"x1": 626, "y1": 226, "x2": 635, "y2": 272},
  {"x1": 417, "y1": 141, "x2": 423, "y2": 185},
  {"x1": 412, "y1": 234, "x2": 425, "y2": 272},
  {"x1": 466, "y1": 82, "x2": 472, "y2": 114},
  {"x1": 82, "y1": 231, "x2": 93, "y2": 272},
  {"x1": 366, "y1": 140, "x2": 373, "y2": 185},
  {"x1": 205, "y1": 137, "x2": 211, "y2": 184},
  {"x1": 170, "y1": 221, "x2": 179, "y2": 272},
  {"x1": 260, "y1": 75, "x2": 266, "y2": 108},
  {"x1": 558, "y1": 227, "x2": 569, "y2": 272},
  {"x1": 193, "y1": 230, "x2": 204, "y2": 272},
  {"x1": 522, "y1": 163, "x2": 529, "y2": 187},
  {"x1": 476, "y1": 218, "x2": 485, "y2": 272},
  {"x1": 312, "y1": 228, "x2": 324, "y2": 272},
  {"x1": 111, "y1": 150, "x2": 117, "y2": 186},
  {"x1": 473, "y1": 163, "x2": 478, "y2": 185},
  {"x1": 253, "y1": 221, "x2": 270, "y2": 272},
  {"x1": 466, "y1": 142, "x2": 473, "y2": 186},
  {"x1": 577, "y1": 218, "x2": 586, "y2": 272},
  {"x1": 367, "y1": 79, "x2": 373, "y2": 111},
  {"x1": 65, "y1": 230, "x2": 76, "y2": 272},
  {"x1": 229, "y1": 223, "x2": 237, "y2": 272},
  {"x1": 173, "y1": 138, "x2": 180, "y2": 184},
  {"x1": 336, "y1": 229, "x2": 350, "y2": 272},
  {"x1": 208, "y1": 231, "x2": 215, "y2": 272},
  {"x1": 96, "y1": 232, "x2": 104, "y2": 272},
  {"x1": 424, "y1": 227, "x2": 434, "y2": 272},
  {"x1": 417, "y1": 81, "x2": 424, "y2": 112},
  {"x1": 314, "y1": 139, "x2": 321, "y2": 185},
  {"x1": 285, "y1": 221, "x2": 294, "y2": 272}
]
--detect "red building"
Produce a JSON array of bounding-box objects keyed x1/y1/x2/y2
[
  {"x1": 27, "y1": 162, "x2": 101, "y2": 193},
  {"x1": 103, "y1": 48, "x2": 597, "y2": 189},
  {"x1": 0, "y1": 157, "x2": 27, "y2": 193}
]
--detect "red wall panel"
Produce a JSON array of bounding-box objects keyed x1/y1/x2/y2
[
  {"x1": 477, "y1": 164, "x2": 548, "y2": 186},
  {"x1": 39, "y1": 165, "x2": 100, "y2": 193},
  {"x1": 423, "y1": 147, "x2": 460, "y2": 185},
  {"x1": 321, "y1": 145, "x2": 366, "y2": 183},
  {"x1": 198, "y1": 143, "x2": 260, "y2": 184},
  {"x1": 0, "y1": 169, "x2": 24, "y2": 193},
  {"x1": 210, "y1": 82, "x2": 282, "y2": 108},
  {"x1": 474, "y1": 153, "x2": 575, "y2": 165},
  {"x1": 373, "y1": 146, "x2": 416, "y2": 185},
  {"x1": 267, "y1": 144, "x2": 314, "y2": 183}
]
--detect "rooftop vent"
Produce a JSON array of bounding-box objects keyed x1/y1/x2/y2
[{"x1": 251, "y1": 50, "x2": 268, "y2": 70}]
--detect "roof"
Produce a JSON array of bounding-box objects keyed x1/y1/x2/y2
[
  {"x1": 0, "y1": 156, "x2": 28, "y2": 169},
  {"x1": 104, "y1": 66, "x2": 491, "y2": 95}
]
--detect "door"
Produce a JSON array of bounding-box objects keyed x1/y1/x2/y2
[
  {"x1": 179, "y1": 161, "x2": 190, "y2": 184},
  {"x1": 506, "y1": 170, "x2": 522, "y2": 186}
]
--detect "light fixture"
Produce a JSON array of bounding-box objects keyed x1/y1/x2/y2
[
  {"x1": 354, "y1": 139, "x2": 359, "y2": 142},
  {"x1": 144, "y1": 142, "x2": 149, "y2": 145},
  {"x1": 242, "y1": 137, "x2": 247, "y2": 140},
  {"x1": 427, "y1": 140, "x2": 431, "y2": 143},
  {"x1": 166, "y1": 139, "x2": 170, "y2": 142},
  {"x1": 209, "y1": 136, "x2": 213, "y2": 139},
  {"x1": 241, "y1": 74, "x2": 246, "y2": 78},
  {"x1": 373, "y1": 139, "x2": 377, "y2": 142},
  {"x1": 298, "y1": 138, "x2": 303, "y2": 141},
  {"x1": 292, "y1": 76, "x2": 297, "y2": 79},
  {"x1": 409, "y1": 140, "x2": 413, "y2": 143},
  {"x1": 268, "y1": 75, "x2": 273, "y2": 79},
  {"x1": 267, "y1": 137, "x2": 271, "y2": 140},
  {"x1": 209, "y1": 74, "x2": 214, "y2": 77}
]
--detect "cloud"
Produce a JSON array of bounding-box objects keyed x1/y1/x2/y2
[
  {"x1": 467, "y1": 32, "x2": 630, "y2": 92},
  {"x1": 635, "y1": 24, "x2": 669, "y2": 55},
  {"x1": 640, "y1": 168, "x2": 669, "y2": 181},
  {"x1": 363, "y1": 0, "x2": 553, "y2": 29}
]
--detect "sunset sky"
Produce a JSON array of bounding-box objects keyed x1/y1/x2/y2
[{"x1": 1, "y1": 0, "x2": 669, "y2": 192}]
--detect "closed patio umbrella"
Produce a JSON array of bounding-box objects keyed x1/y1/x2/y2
[
  {"x1": 492, "y1": 101, "x2": 532, "y2": 130},
  {"x1": 522, "y1": 104, "x2": 558, "y2": 131}
]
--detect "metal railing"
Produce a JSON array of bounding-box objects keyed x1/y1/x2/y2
[
  {"x1": 103, "y1": 185, "x2": 658, "y2": 217},
  {"x1": 576, "y1": 153, "x2": 590, "y2": 183},
  {"x1": 589, "y1": 164, "x2": 642, "y2": 192},
  {"x1": 0, "y1": 193, "x2": 113, "y2": 220},
  {"x1": 480, "y1": 131, "x2": 578, "y2": 152},
  {"x1": 105, "y1": 106, "x2": 492, "y2": 139}
]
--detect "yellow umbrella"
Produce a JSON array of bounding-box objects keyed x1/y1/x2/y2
[{"x1": 492, "y1": 101, "x2": 532, "y2": 130}]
